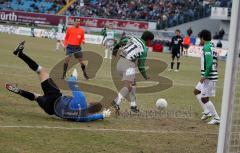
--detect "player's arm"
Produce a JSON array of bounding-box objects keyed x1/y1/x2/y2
[
  {"x1": 81, "y1": 29, "x2": 85, "y2": 44},
  {"x1": 64, "y1": 28, "x2": 70, "y2": 47},
  {"x1": 204, "y1": 51, "x2": 213, "y2": 78},
  {"x1": 112, "y1": 37, "x2": 129, "y2": 56},
  {"x1": 138, "y1": 51, "x2": 148, "y2": 80},
  {"x1": 75, "y1": 109, "x2": 111, "y2": 122},
  {"x1": 75, "y1": 114, "x2": 104, "y2": 122},
  {"x1": 180, "y1": 37, "x2": 184, "y2": 52}
]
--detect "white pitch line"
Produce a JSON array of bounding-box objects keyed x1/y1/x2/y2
[{"x1": 0, "y1": 125, "x2": 218, "y2": 135}]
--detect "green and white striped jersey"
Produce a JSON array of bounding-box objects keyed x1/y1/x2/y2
[
  {"x1": 201, "y1": 41, "x2": 218, "y2": 81},
  {"x1": 112, "y1": 36, "x2": 148, "y2": 79},
  {"x1": 120, "y1": 37, "x2": 147, "y2": 61}
]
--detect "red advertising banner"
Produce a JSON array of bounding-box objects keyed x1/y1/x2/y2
[
  {"x1": 0, "y1": 10, "x2": 149, "y2": 30},
  {"x1": 69, "y1": 16, "x2": 149, "y2": 30},
  {"x1": 0, "y1": 10, "x2": 66, "y2": 26}
]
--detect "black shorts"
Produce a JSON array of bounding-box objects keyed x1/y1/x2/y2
[
  {"x1": 172, "y1": 51, "x2": 180, "y2": 60},
  {"x1": 183, "y1": 44, "x2": 189, "y2": 49},
  {"x1": 36, "y1": 78, "x2": 62, "y2": 115},
  {"x1": 66, "y1": 45, "x2": 83, "y2": 58}
]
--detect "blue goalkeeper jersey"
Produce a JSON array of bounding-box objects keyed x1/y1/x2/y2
[{"x1": 54, "y1": 76, "x2": 104, "y2": 122}]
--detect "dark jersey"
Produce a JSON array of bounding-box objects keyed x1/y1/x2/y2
[{"x1": 169, "y1": 35, "x2": 183, "y2": 52}]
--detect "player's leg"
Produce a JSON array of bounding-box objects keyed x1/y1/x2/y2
[
  {"x1": 75, "y1": 53, "x2": 89, "y2": 80},
  {"x1": 176, "y1": 52, "x2": 181, "y2": 71},
  {"x1": 194, "y1": 82, "x2": 211, "y2": 120},
  {"x1": 112, "y1": 80, "x2": 132, "y2": 111},
  {"x1": 56, "y1": 40, "x2": 60, "y2": 51},
  {"x1": 14, "y1": 41, "x2": 44, "y2": 76},
  {"x1": 104, "y1": 47, "x2": 108, "y2": 58},
  {"x1": 112, "y1": 59, "x2": 136, "y2": 112},
  {"x1": 108, "y1": 48, "x2": 112, "y2": 59},
  {"x1": 129, "y1": 81, "x2": 139, "y2": 113},
  {"x1": 5, "y1": 83, "x2": 38, "y2": 101},
  {"x1": 14, "y1": 41, "x2": 62, "y2": 115},
  {"x1": 62, "y1": 55, "x2": 71, "y2": 79},
  {"x1": 201, "y1": 80, "x2": 220, "y2": 125},
  {"x1": 62, "y1": 45, "x2": 73, "y2": 79},
  {"x1": 170, "y1": 53, "x2": 175, "y2": 71},
  {"x1": 202, "y1": 79, "x2": 220, "y2": 125}
]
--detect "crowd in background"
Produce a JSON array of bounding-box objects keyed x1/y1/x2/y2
[{"x1": 0, "y1": 0, "x2": 232, "y2": 29}]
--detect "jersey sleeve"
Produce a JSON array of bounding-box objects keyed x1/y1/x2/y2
[
  {"x1": 138, "y1": 49, "x2": 148, "y2": 79},
  {"x1": 81, "y1": 29, "x2": 85, "y2": 44},
  {"x1": 64, "y1": 28, "x2": 70, "y2": 46},
  {"x1": 112, "y1": 37, "x2": 129, "y2": 56},
  {"x1": 75, "y1": 114, "x2": 104, "y2": 122},
  {"x1": 203, "y1": 46, "x2": 213, "y2": 77}
]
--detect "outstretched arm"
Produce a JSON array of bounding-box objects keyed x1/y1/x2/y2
[
  {"x1": 112, "y1": 37, "x2": 129, "y2": 56},
  {"x1": 74, "y1": 109, "x2": 111, "y2": 122}
]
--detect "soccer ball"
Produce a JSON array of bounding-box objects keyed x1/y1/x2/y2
[{"x1": 156, "y1": 98, "x2": 168, "y2": 109}]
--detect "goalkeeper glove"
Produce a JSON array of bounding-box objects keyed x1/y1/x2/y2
[{"x1": 102, "y1": 108, "x2": 111, "y2": 118}]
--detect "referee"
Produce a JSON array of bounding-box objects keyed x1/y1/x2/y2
[
  {"x1": 169, "y1": 29, "x2": 183, "y2": 71},
  {"x1": 62, "y1": 18, "x2": 89, "y2": 79}
]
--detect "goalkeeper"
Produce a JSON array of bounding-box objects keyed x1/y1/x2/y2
[{"x1": 5, "y1": 41, "x2": 111, "y2": 122}]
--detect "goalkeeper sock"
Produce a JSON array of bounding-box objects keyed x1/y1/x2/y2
[
  {"x1": 19, "y1": 90, "x2": 36, "y2": 101},
  {"x1": 18, "y1": 52, "x2": 41, "y2": 72}
]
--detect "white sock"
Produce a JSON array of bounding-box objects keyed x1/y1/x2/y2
[
  {"x1": 205, "y1": 101, "x2": 220, "y2": 119},
  {"x1": 56, "y1": 42, "x2": 60, "y2": 50},
  {"x1": 104, "y1": 49, "x2": 108, "y2": 58},
  {"x1": 196, "y1": 94, "x2": 209, "y2": 114},
  {"x1": 115, "y1": 87, "x2": 129, "y2": 105},
  {"x1": 36, "y1": 66, "x2": 42, "y2": 73},
  {"x1": 129, "y1": 86, "x2": 136, "y2": 107}
]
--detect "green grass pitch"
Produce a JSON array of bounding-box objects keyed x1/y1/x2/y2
[{"x1": 0, "y1": 33, "x2": 225, "y2": 153}]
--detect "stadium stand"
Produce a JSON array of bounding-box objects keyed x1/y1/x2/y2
[
  {"x1": 0, "y1": 0, "x2": 232, "y2": 29},
  {"x1": 64, "y1": 0, "x2": 231, "y2": 29},
  {"x1": 0, "y1": 0, "x2": 67, "y2": 14}
]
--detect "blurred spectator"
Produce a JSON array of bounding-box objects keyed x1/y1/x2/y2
[
  {"x1": 216, "y1": 39, "x2": 222, "y2": 48},
  {"x1": 218, "y1": 28, "x2": 225, "y2": 40}
]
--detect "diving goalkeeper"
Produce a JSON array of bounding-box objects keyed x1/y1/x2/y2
[{"x1": 5, "y1": 41, "x2": 111, "y2": 122}]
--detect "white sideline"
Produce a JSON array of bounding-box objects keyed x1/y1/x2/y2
[{"x1": 0, "y1": 125, "x2": 218, "y2": 135}]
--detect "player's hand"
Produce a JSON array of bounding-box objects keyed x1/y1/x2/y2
[
  {"x1": 200, "y1": 77, "x2": 205, "y2": 83},
  {"x1": 102, "y1": 108, "x2": 111, "y2": 118}
]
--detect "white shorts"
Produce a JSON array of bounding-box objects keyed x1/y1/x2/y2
[
  {"x1": 56, "y1": 32, "x2": 65, "y2": 41},
  {"x1": 195, "y1": 79, "x2": 216, "y2": 97}
]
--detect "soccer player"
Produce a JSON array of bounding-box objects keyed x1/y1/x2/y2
[
  {"x1": 103, "y1": 38, "x2": 116, "y2": 59},
  {"x1": 169, "y1": 29, "x2": 183, "y2": 71},
  {"x1": 5, "y1": 41, "x2": 111, "y2": 122},
  {"x1": 62, "y1": 19, "x2": 89, "y2": 80},
  {"x1": 111, "y1": 31, "x2": 154, "y2": 113},
  {"x1": 193, "y1": 30, "x2": 220, "y2": 125},
  {"x1": 101, "y1": 26, "x2": 107, "y2": 45},
  {"x1": 56, "y1": 19, "x2": 66, "y2": 51}
]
